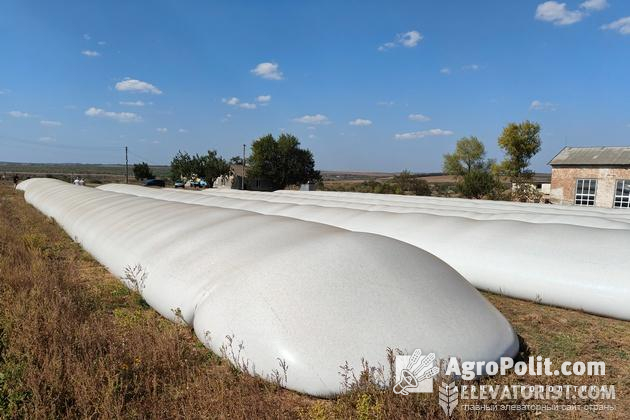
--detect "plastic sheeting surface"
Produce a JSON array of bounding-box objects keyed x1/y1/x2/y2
[
  {"x1": 99, "y1": 183, "x2": 630, "y2": 320},
  {"x1": 18, "y1": 178, "x2": 518, "y2": 396},
  {"x1": 197, "y1": 189, "x2": 630, "y2": 229}
]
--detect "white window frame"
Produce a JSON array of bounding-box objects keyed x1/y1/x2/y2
[
  {"x1": 614, "y1": 179, "x2": 630, "y2": 208},
  {"x1": 575, "y1": 179, "x2": 597, "y2": 206}
]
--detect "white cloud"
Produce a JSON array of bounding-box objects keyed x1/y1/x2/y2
[
  {"x1": 83, "y1": 33, "x2": 91, "y2": 40},
  {"x1": 293, "y1": 114, "x2": 330, "y2": 124},
  {"x1": 394, "y1": 128, "x2": 453, "y2": 140},
  {"x1": 8, "y1": 111, "x2": 30, "y2": 118},
  {"x1": 308, "y1": 134, "x2": 316, "y2": 139},
  {"x1": 97, "y1": 40, "x2": 107, "y2": 46},
  {"x1": 408, "y1": 113, "x2": 430, "y2": 122},
  {"x1": 178, "y1": 128, "x2": 188, "y2": 133},
  {"x1": 306, "y1": 126, "x2": 316, "y2": 130},
  {"x1": 601, "y1": 17, "x2": 630, "y2": 35},
  {"x1": 84, "y1": 107, "x2": 142, "y2": 123},
  {"x1": 222, "y1": 97, "x2": 256, "y2": 109},
  {"x1": 462, "y1": 64, "x2": 480, "y2": 71},
  {"x1": 535, "y1": 2, "x2": 584, "y2": 25},
  {"x1": 256, "y1": 95, "x2": 271, "y2": 103},
  {"x1": 530, "y1": 100, "x2": 557, "y2": 111},
  {"x1": 440, "y1": 67, "x2": 451, "y2": 74},
  {"x1": 378, "y1": 30, "x2": 423, "y2": 51},
  {"x1": 119, "y1": 100, "x2": 145, "y2": 107},
  {"x1": 38, "y1": 136, "x2": 56, "y2": 143},
  {"x1": 81, "y1": 50, "x2": 100, "y2": 57},
  {"x1": 115, "y1": 78, "x2": 162, "y2": 94},
  {"x1": 377, "y1": 100, "x2": 395, "y2": 106},
  {"x1": 251, "y1": 62, "x2": 284, "y2": 80},
  {"x1": 0, "y1": 88, "x2": 10, "y2": 95},
  {"x1": 349, "y1": 118, "x2": 372, "y2": 126},
  {"x1": 580, "y1": 0, "x2": 608, "y2": 11},
  {"x1": 156, "y1": 127, "x2": 168, "y2": 133},
  {"x1": 377, "y1": 42, "x2": 396, "y2": 52},
  {"x1": 222, "y1": 97, "x2": 240, "y2": 105},
  {"x1": 40, "y1": 120, "x2": 62, "y2": 126},
  {"x1": 398, "y1": 30, "x2": 423, "y2": 47}
]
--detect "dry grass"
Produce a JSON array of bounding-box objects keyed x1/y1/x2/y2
[{"x1": 0, "y1": 181, "x2": 627, "y2": 419}]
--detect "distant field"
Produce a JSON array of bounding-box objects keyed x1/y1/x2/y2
[
  {"x1": 1, "y1": 163, "x2": 456, "y2": 188},
  {"x1": 321, "y1": 170, "x2": 399, "y2": 182},
  {"x1": 321, "y1": 170, "x2": 456, "y2": 184},
  {"x1": 0, "y1": 162, "x2": 171, "y2": 183}
]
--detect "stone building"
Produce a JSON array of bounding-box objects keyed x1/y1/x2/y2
[
  {"x1": 211, "y1": 164, "x2": 274, "y2": 191},
  {"x1": 548, "y1": 146, "x2": 630, "y2": 208}
]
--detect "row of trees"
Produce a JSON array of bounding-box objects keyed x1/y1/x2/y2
[
  {"x1": 166, "y1": 133, "x2": 319, "y2": 190},
  {"x1": 443, "y1": 120, "x2": 542, "y2": 200},
  {"x1": 142, "y1": 121, "x2": 540, "y2": 198}
]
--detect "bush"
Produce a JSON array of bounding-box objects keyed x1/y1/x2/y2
[
  {"x1": 133, "y1": 162, "x2": 154, "y2": 180},
  {"x1": 457, "y1": 170, "x2": 502, "y2": 199}
]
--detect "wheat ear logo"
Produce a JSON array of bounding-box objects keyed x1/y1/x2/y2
[
  {"x1": 393, "y1": 349, "x2": 439, "y2": 395},
  {"x1": 438, "y1": 381, "x2": 458, "y2": 417}
]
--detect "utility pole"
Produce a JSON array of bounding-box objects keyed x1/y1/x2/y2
[
  {"x1": 241, "y1": 144, "x2": 246, "y2": 190},
  {"x1": 125, "y1": 146, "x2": 129, "y2": 184}
]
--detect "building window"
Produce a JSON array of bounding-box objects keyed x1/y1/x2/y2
[
  {"x1": 614, "y1": 180, "x2": 630, "y2": 208},
  {"x1": 575, "y1": 179, "x2": 597, "y2": 206}
]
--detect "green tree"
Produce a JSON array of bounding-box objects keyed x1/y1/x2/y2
[
  {"x1": 197, "y1": 149, "x2": 231, "y2": 186},
  {"x1": 392, "y1": 170, "x2": 431, "y2": 196},
  {"x1": 169, "y1": 150, "x2": 230, "y2": 185},
  {"x1": 497, "y1": 120, "x2": 542, "y2": 182},
  {"x1": 248, "y1": 133, "x2": 320, "y2": 190},
  {"x1": 229, "y1": 156, "x2": 246, "y2": 165},
  {"x1": 443, "y1": 137, "x2": 501, "y2": 198},
  {"x1": 458, "y1": 163, "x2": 502, "y2": 199},
  {"x1": 170, "y1": 151, "x2": 194, "y2": 180},
  {"x1": 442, "y1": 136, "x2": 487, "y2": 176},
  {"x1": 132, "y1": 162, "x2": 154, "y2": 180}
]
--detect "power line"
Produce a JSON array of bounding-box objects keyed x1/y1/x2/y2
[
  {"x1": 127, "y1": 150, "x2": 158, "y2": 164},
  {"x1": 125, "y1": 146, "x2": 128, "y2": 184}
]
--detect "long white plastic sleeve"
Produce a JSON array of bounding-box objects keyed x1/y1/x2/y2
[
  {"x1": 98, "y1": 183, "x2": 630, "y2": 320},
  {"x1": 19, "y1": 178, "x2": 518, "y2": 396}
]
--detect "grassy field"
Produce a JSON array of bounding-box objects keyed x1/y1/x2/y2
[{"x1": 0, "y1": 180, "x2": 627, "y2": 419}]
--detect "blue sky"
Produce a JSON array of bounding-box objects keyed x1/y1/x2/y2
[{"x1": 1, "y1": 0, "x2": 629, "y2": 172}]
